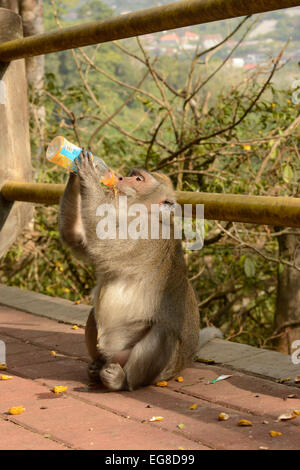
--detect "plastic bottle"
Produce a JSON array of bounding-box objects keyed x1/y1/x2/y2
[{"x1": 46, "y1": 136, "x2": 117, "y2": 186}]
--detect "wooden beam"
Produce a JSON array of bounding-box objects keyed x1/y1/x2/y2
[
  {"x1": 2, "y1": 181, "x2": 300, "y2": 228},
  {"x1": 0, "y1": 9, "x2": 32, "y2": 257},
  {"x1": 0, "y1": 0, "x2": 299, "y2": 61}
]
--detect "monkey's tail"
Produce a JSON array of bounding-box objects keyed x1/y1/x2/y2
[{"x1": 197, "y1": 326, "x2": 223, "y2": 352}]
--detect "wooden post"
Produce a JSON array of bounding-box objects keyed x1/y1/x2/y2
[{"x1": 0, "y1": 7, "x2": 32, "y2": 257}]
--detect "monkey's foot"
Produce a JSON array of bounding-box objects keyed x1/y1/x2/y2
[
  {"x1": 87, "y1": 360, "x2": 102, "y2": 383},
  {"x1": 100, "y1": 363, "x2": 126, "y2": 391}
]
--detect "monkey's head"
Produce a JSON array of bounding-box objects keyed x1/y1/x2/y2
[{"x1": 117, "y1": 168, "x2": 176, "y2": 206}]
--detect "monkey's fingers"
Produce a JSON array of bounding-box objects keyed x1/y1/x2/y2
[
  {"x1": 75, "y1": 151, "x2": 101, "y2": 191},
  {"x1": 75, "y1": 150, "x2": 94, "y2": 173},
  {"x1": 81, "y1": 148, "x2": 92, "y2": 162}
]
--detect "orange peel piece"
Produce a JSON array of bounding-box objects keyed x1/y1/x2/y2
[
  {"x1": 149, "y1": 416, "x2": 164, "y2": 422},
  {"x1": 52, "y1": 385, "x2": 68, "y2": 394},
  {"x1": 189, "y1": 403, "x2": 198, "y2": 410},
  {"x1": 238, "y1": 419, "x2": 253, "y2": 426},
  {"x1": 155, "y1": 381, "x2": 168, "y2": 387},
  {"x1": 9, "y1": 406, "x2": 25, "y2": 415},
  {"x1": 269, "y1": 430, "x2": 282, "y2": 437},
  {"x1": 218, "y1": 412, "x2": 229, "y2": 421}
]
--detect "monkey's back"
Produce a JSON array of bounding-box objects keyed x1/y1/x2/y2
[{"x1": 155, "y1": 279, "x2": 199, "y2": 382}]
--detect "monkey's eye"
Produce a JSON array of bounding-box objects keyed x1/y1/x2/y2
[{"x1": 136, "y1": 176, "x2": 144, "y2": 182}]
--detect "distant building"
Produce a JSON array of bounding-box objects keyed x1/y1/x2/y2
[
  {"x1": 202, "y1": 34, "x2": 222, "y2": 49},
  {"x1": 231, "y1": 57, "x2": 245, "y2": 68},
  {"x1": 62, "y1": 11, "x2": 78, "y2": 21},
  {"x1": 143, "y1": 34, "x2": 156, "y2": 43},
  {"x1": 160, "y1": 32, "x2": 180, "y2": 47},
  {"x1": 244, "y1": 64, "x2": 256, "y2": 70},
  {"x1": 226, "y1": 39, "x2": 238, "y2": 48},
  {"x1": 182, "y1": 30, "x2": 200, "y2": 42}
]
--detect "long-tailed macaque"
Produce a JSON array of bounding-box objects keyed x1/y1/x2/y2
[{"x1": 59, "y1": 150, "x2": 213, "y2": 391}]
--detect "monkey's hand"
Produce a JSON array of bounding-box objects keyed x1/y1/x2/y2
[
  {"x1": 74, "y1": 149, "x2": 106, "y2": 234},
  {"x1": 75, "y1": 149, "x2": 102, "y2": 192}
]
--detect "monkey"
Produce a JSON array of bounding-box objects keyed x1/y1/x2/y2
[{"x1": 59, "y1": 149, "x2": 221, "y2": 391}]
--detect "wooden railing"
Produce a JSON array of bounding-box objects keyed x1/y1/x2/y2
[{"x1": 1, "y1": 0, "x2": 300, "y2": 230}]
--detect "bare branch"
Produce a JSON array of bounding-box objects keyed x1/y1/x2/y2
[
  {"x1": 155, "y1": 40, "x2": 290, "y2": 171},
  {"x1": 87, "y1": 68, "x2": 151, "y2": 148},
  {"x1": 113, "y1": 40, "x2": 182, "y2": 97},
  {"x1": 44, "y1": 89, "x2": 81, "y2": 145}
]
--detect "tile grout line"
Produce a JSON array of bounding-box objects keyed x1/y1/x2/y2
[
  {"x1": 0, "y1": 414, "x2": 78, "y2": 450},
  {"x1": 170, "y1": 386, "x2": 300, "y2": 425}
]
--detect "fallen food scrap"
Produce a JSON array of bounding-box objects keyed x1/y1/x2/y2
[
  {"x1": 238, "y1": 419, "x2": 253, "y2": 426},
  {"x1": 52, "y1": 385, "x2": 68, "y2": 394},
  {"x1": 208, "y1": 374, "x2": 232, "y2": 384},
  {"x1": 149, "y1": 416, "x2": 164, "y2": 422},
  {"x1": 218, "y1": 412, "x2": 229, "y2": 421},
  {"x1": 269, "y1": 430, "x2": 282, "y2": 437},
  {"x1": 0, "y1": 375, "x2": 13, "y2": 380},
  {"x1": 189, "y1": 403, "x2": 198, "y2": 410},
  {"x1": 50, "y1": 350, "x2": 56, "y2": 356},
  {"x1": 176, "y1": 376, "x2": 184, "y2": 382},
  {"x1": 177, "y1": 423, "x2": 185, "y2": 429},
  {"x1": 8, "y1": 406, "x2": 25, "y2": 415},
  {"x1": 277, "y1": 377, "x2": 291, "y2": 384},
  {"x1": 155, "y1": 381, "x2": 168, "y2": 387},
  {"x1": 0, "y1": 364, "x2": 7, "y2": 371},
  {"x1": 72, "y1": 325, "x2": 79, "y2": 330},
  {"x1": 277, "y1": 412, "x2": 297, "y2": 421}
]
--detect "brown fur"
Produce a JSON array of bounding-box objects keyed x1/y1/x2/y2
[{"x1": 59, "y1": 151, "x2": 199, "y2": 391}]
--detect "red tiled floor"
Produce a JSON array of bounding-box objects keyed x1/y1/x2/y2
[{"x1": 1, "y1": 305, "x2": 300, "y2": 450}]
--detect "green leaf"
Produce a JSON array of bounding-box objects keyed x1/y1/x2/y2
[
  {"x1": 269, "y1": 147, "x2": 277, "y2": 160},
  {"x1": 244, "y1": 257, "x2": 256, "y2": 278},
  {"x1": 282, "y1": 164, "x2": 294, "y2": 183},
  {"x1": 278, "y1": 263, "x2": 284, "y2": 275}
]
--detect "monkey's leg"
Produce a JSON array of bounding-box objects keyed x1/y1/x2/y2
[
  {"x1": 59, "y1": 172, "x2": 90, "y2": 261},
  {"x1": 100, "y1": 324, "x2": 176, "y2": 391},
  {"x1": 85, "y1": 308, "x2": 106, "y2": 382}
]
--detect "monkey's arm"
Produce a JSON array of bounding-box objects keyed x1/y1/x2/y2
[
  {"x1": 59, "y1": 172, "x2": 90, "y2": 262},
  {"x1": 75, "y1": 150, "x2": 107, "y2": 260}
]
